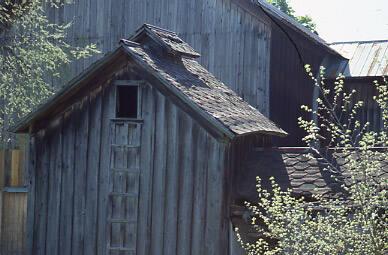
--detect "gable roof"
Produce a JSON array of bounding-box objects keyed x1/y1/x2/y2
[
  {"x1": 233, "y1": 0, "x2": 343, "y2": 58},
  {"x1": 330, "y1": 40, "x2": 388, "y2": 77},
  {"x1": 12, "y1": 24, "x2": 287, "y2": 139}
]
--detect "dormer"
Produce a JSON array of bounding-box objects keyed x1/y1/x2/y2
[{"x1": 129, "y1": 24, "x2": 201, "y2": 59}]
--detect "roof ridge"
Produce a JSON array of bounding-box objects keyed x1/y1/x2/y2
[
  {"x1": 330, "y1": 39, "x2": 388, "y2": 44},
  {"x1": 119, "y1": 39, "x2": 141, "y2": 47}
]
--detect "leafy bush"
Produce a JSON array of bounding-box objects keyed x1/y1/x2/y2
[
  {"x1": 0, "y1": 0, "x2": 99, "y2": 145},
  {"x1": 237, "y1": 68, "x2": 387, "y2": 254}
]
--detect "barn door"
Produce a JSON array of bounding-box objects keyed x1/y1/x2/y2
[{"x1": 107, "y1": 121, "x2": 141, "y2": 255}]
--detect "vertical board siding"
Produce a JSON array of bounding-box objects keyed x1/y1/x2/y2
[
  {"x1": 45, "y1": 0, "x2": 271, "y2": 115},
  {"x1": 346, "y1": 80, "x2": 383, "y2": 132},
  {"x1": 137, "y1": 85, "x2": 230, "y2": 255},
  {"x1": 176, "y1": 113, "x2": 194, "y2": 255},
  {"x1": 33, "y1": 132, "x2": 50, "y2": 255},
  {"x1": 150, "y1": 92, "x2": 167, "y2": 254},
  {"x1": 162, "y1": 104, "x2": 179, "y2": 255},
  {"x1": 28, "y1": 86, "x2": 112, "y2": 255},
  {"x1": 45, "y1": 121, "x2": 62, "y2": 255},
  {"x1": 84, "y1": 91, "x2": 103, "y2": 255},
  {"x1": 58, "y1": 111, "x2": 76, "y2": 255},
  {"x1": 71, "y1": 100, "x2": 89, "y2": 255},
  {"x1": 137, "y1": 85, "x2": 155, "y2": 255},
  {"x1": 97, "y1": 84, "x2": 115, "y2": 255}
]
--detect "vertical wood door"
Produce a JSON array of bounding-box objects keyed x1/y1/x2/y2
[{"x1": 107, "y1": 121, "x2": 141, "y2": 255}]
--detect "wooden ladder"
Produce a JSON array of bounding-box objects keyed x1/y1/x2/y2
[{"x1": 107, "y1": 121, "x2": 141, "y2": 255}]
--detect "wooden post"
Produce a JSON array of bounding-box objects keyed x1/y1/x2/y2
[{"x1": 0, "y1": 149, "x2": 4, "y2": 244}]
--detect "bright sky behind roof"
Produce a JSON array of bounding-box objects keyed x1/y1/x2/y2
[{"x1": 288, "y1": 0, "x2": 388, "y2": 43}]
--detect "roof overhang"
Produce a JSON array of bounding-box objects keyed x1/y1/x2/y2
[{"x1": 10, "y1": 47, "x2": 127, "y2": 133}]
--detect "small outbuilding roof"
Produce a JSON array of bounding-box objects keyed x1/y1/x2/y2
[
  {"x1": 12, "y1": 24, "x2": 286, "y2": 139},
  {"x1": 330, "y1": 40, "x2": 388, "y2": 77}
]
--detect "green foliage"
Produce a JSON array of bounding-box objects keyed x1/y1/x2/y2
[
  {"x1": 267, "y1": 0, "x2": 317, "y2": 32},
  {"x1": 237, "y1": 68, "x2": 388, "y2": 254},
  {"x1": 0, "y1": 0, "x2": 99, "y2": 145}
]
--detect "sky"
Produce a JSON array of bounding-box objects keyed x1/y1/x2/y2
[{"x1": 288, "y1": 0, "x2": 388, "y2": 43}]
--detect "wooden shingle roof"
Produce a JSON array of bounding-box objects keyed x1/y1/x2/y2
[
  {"x1": 12, "y1": 24, "x2": 286, "y2": 138},
  {"x1": 122, "y1": 25, "x2": 286, "y2": 137}
]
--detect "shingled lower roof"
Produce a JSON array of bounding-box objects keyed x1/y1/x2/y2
[{"x1": 235, "y1": 148, "x2": 388, "y2": 201}]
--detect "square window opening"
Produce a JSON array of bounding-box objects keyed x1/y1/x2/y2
[{"x1": 116, "y1": 86, "x2": 138, "y2": 118}]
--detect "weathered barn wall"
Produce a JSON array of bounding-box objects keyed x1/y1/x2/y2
[
  {"x1": 269, "y1": 25, "x2": 341, "y2": 146},
  {"x1": 46, "y1": 0, "x2": 272, "y2": 115},
  {"x1": 26, "y1": 59, "x2": 232, "y2": 254}
]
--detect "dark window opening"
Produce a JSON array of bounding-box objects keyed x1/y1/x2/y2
[{"x1": 116, "y1": 86, "x2": 138, "y2": 118}]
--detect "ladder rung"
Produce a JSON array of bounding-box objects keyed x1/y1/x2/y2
[
  {"x1": 109, "y1": 192, "x2": 137, "y2": 197},
  {"x1": 111, "y1": 144, "x2": 140, "y2": 148},
  {"x1": 108, "y1": 218, "x2": 137, "y2": 223},
  {"x1": 111, "y1": 168, "x2": 140, "y2": 173},
  {"x1": 108, "y1": 247, "x2": 136, "y2": 251}
]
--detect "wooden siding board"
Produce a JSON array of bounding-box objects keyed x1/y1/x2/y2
[
  {"x1": 32, "y1": 134, "x2": 50, "y2": 255},
  {"x1": 58, "y1": 112, "x2": 76, "y2": 255},
  {"x1": 150, "y1": 91, "x2": 167, "y2": 254},
  {"x1": 25, "y1": 136, "x2": 36, "y2": 255},
  {"x1": 84, "y1": 92, "x2": 103, "y2": 254},
  {"x1": 162, "y1": 102, "x2": 179, "y2": 255},
  {"x1": 190, "y1": 125, "x2": 208, "y2": 255},
  {"x1": 137, "y1": 84, "x2": 155, "y2": 255},
  {"x1": 71, "y1": 101, "x2": 90, "y2": 255},
  {"x1": 97, "y1": 84, "x2": 114, "y2": 255},
  {"x1": 176, "y1": 114, "x2": 194, "y2": 255},
  {"x1": 205, "y1": 139, "x2": 227, "y2": 255}
]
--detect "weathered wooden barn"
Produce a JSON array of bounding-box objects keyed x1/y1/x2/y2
[
  {"x1": 2, "y1": 1, "x2": 387, "y2": 254},
  {"x1": 12, "y1": 24, "x2": 287, "y2": 255},
  {"x1": 44, "y1": 0, "x2": 346, "y2": 146}
]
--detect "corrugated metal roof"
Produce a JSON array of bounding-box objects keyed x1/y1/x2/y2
[{"x1": 330, "y1": 40, "x2": 388, "y2": 77}]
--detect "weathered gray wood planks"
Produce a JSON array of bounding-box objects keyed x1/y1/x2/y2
[{"x1": 45, "y1": 0, "x2": 272, "y2": 115}]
